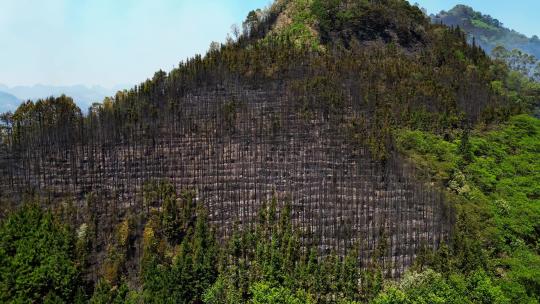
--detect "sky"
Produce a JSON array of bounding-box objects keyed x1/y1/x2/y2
[
  {"x1": 0, "y1": 0, "x2": 269, "y2": 88},
  {"x1": 0, "y1": 0, "x2": 538, "y2": 89}
]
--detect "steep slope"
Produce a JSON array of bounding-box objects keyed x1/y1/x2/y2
[
  {"x1": 253, "y1": 0, "x2": 429, "y2": 50},
  {"x1": 432, "y1": 5, "x2": 540, "y2": 58},
  {"x1": 0, "y1": 0, "x2": 536, "y2": 294}
]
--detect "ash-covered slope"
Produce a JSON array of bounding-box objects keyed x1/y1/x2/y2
[{"x1": 0, "y1": 0, "x2": 518, "y2": 277}]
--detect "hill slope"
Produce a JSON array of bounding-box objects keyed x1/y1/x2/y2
[
  {"x1": 432, "y1": 5, "x2": 540, "y2": 58},
  {"x1": 0, "y1": 0, "x2": 539, "y2": 303}
]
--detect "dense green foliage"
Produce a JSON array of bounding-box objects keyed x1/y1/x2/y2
[
  {"x1": 373, "y1": 269, "x2": 509, "y2": 304},
  {"x1": 0, "y1": 205, "x2": 83, "y2": 303},
  {"x1": 396, "y1": 114, "x2": 540, "y2": 302}
]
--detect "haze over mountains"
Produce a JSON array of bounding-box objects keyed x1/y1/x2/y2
[
  {"x1": 0, "y1": 91, "x2": 19, "y2": 113},
  {"x1": 0, "y1": 84, "x2": 128, "y2": 113}
]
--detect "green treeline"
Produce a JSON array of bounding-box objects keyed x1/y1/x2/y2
[{"x1": 0, "y1": 185, "x2": 514, "y2": 303}]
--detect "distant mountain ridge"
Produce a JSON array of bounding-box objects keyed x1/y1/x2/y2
[
  {"x1": 0, "y1": 91, "x2": 20, "y2": 113},
  {"x1": 432, "y1": 5, "x2": 540, "y2": 58},
  {"x1": 0, "y1": 84, "x2": 127, "y2": 113}
]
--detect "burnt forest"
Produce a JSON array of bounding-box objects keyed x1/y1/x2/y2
[{"x1": 1, "y1": 0, "x2": 539, "y2": 303}]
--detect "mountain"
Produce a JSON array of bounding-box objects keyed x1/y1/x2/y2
[
  {"x1": 0, "y1": 83, "x2": 126, "y2": 113},
  {"x1": 432, "y1": 5, "x2": 540, "y2": 58},
  {"x1": 0, "y1": 91, "x2": 20, "y2": 113},
  {"x1": 0, "y1": 0, "x2": 539, "y2": 303}
]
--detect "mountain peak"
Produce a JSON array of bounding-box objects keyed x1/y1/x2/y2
[{"x1": 247, "y1": 0, "x2": 430, "y2": 50}]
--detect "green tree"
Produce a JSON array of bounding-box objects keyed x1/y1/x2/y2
[
  {"x1": 0, "y1": 205, "x2": 82, "y2": 303},
  {"x1": 142, "y1": 197, "x2": 218, "y2": 304},
  {"x1": 373, "y1": 269, "x2": 509, "y2": 304},
  {"x1": 249, "y1": 282, "x2": 314, "y2": 304},
  {"x1": 458, "y1": 129, "x2": 473, "y2": 167},
  {"x1": 89, "y1": 280, "x2": 140, "y2": 304},
  {"x1": 203, "y1": 274, "x2": 243, "y2": 304}
]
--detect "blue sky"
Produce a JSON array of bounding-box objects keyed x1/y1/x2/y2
[
  {"x1": 0, "y1": 0, "x2": 269, "y2": 88},
  {"x1": 0, "y1": 0, "x2": 538, "y2": 88}
]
